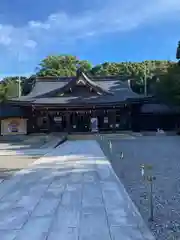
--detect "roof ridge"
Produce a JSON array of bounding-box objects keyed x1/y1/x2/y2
[
  {"x1": 36, "y1": 77, "x2": 75, "y2": 82},
  {"x1": 80, "y1": 72, "x2": 113, "y2": 95},
  {"x1": 35, "y1": 74, "x2": 131, "y2": 82}
]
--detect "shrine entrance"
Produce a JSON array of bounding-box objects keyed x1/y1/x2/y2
[
  {"x1": 70, "y1": 111, "x2": 90, "y2": 132},
  {"x1": 33, "y1": 106, "x2": 131, "y2": 133}
]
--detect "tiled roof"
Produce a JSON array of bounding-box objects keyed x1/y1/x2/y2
[{"x1": 9, "y1": 72, "x2": 144, "y2": 106}]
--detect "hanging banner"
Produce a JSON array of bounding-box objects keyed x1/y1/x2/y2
[{"x1": 91, "y1": 118, "x2": 98, "y2": 132}]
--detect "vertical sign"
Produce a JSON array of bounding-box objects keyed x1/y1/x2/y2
[{"x1": 91, "y1": 118, "x2": 98, "y2": 132}]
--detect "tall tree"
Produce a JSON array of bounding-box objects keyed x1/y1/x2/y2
[
  {"x1": 176, "y1": 41, "x2": 180, "y2": 60},
  {"x1": 36, "y1": 55, "x2": 92, "y2": 77},
  {"x1": 156, "y1": 41, "x2": 180, "y2": 104},
  {"x1": 0, "y1": 82, "x2": 8, "y2": 102},
  {"x1": 0, "y1": 77, "x2": 20, "y2": 98}
]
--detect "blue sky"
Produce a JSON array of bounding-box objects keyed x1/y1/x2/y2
[{"x1": 0, "y1": 0, "x2": 180, "y2": 76}]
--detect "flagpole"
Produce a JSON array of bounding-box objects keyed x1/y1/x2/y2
[
  {"x1": 18, "y1": 76, "x2": 21, "y2": 98},
  {"x1": 144, "y1": 64, "x2": 147, "y2": 96},
  {"x1": 18, "y1": 52, "x2": 21, "y2": 98}
]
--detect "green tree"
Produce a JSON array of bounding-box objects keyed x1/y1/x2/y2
[
  {"x1": 91, "y1": 60, "x2": 171, "y2": 94},
  {"x1": 176, "y1": 41, "x2": 180, "y2": 61},
  {"x1": 0, "y1": 76, "x2": 29, "y2": 101},
  {"x1": 0, "y1": 55, "x2": 174, "y2": 102},
  {"x1": 156, "y1": 41, "x2": 180, "y2": 104},
  {"x1": 36, "y1": 55, "x2": 92, "y2": 77},
  {"x1": 0, "y1": 82, "x2": 8, "y2": 102},
  {"x1": 2, "y1": 77, "x2": 21, "y2": 98}
]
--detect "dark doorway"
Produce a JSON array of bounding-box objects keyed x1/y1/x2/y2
[
  {"x1": 76, "y1": 113, "x2": 90, "y2": 132},
  {"x1": 49, "y1": 114, "x2": 67, "y2": 132}
]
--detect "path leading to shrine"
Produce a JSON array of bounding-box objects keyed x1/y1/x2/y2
[{"x1": 0, "y1": 140, "x2": 154, "y2": 240}]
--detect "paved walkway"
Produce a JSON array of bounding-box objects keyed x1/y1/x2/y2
[{"x1": 0, "y1": 140, "x2": 155, "y2": 240}]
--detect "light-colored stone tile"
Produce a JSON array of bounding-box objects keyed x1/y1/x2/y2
[
  {"x1": 75, "y1": 163, "x2": 96, "y2": 172},
  {"x1": 1, "y1": 190, "x2": 22, "y2": 202},
  {"x1": 50, "y1": 177, "x2": 69, "y2": 187},
  {"x1": 96, "y1": 164, "x2": 116, "y2": 181},
  {"x1": 15, "y1": 217, "x2": 52, "y2": 240},
  {"x1": 69, "y1": 172, "x2": 83, "y2": 183},
  {"x1": 79, "y1": 206, "x2": 111, "y2": 240},
  {"x1": 27, "y1": 183, "x2": 49, "y2": 195},
  {"x1": 83, "y1": 171, "x2": 99, "y2": 183},
  {"x1": 14, "y1": 195, "x2": 42, "y2": 212},
  {"x1": 0, "y1": 230, "x2": 18, "y2": 240},
  {"x1": 52, "y1": 205, "x2": 80, "y2": 229},
  {"x1": 32, "y1": 198, "x2": 60, "y2": 217},
  {"x1": 47, "y1": 227, "x2": 78, "y2": 240},
  {"x1": 38, "y1": 175, "x2": 55, "y2": 185},
  {"x1": 82, "y1": 183, "x2": 103, "y2": 207},
  {"x1": 0, "y1": 201, "x2": 15, "y2": 212},
  {"x1": 0, "y1": 139, "x2": 155, "y2": 240},
  {"x1": 101, "y1": 185, "x2": 124, "y2": 210},
  {"x1": 0, "y1": 180, "x2": 18, "y2": 200},
  {"x1": 61, "y1": 183, "x2": 82, "y2": 208},
  {"x1": 43, "y1": 185, "x2": 65, "y2": 198},
  {"x1": 110, "y1": 226, "x2": 144, "y2": 240},
  {"x1": 106, "y1": 208, "x2": 137, "y2": 227},
  {"x1": 0, "y1": 208, "x2": 29, "y2": 230}
]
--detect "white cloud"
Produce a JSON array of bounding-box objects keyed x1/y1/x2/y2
[
  {"x1": 0, "y1": 35, "x2": 12, "y2": 46},
  {"x1": 24, "y1": 40, "x2": 37, "y2": 49},
  {"x1": 0, "y1": 0, "x2": 180, "y2": 57}
]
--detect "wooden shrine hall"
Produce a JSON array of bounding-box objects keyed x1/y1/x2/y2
[{"x1": 1, "y1": 70, "x2": 179, "y2": 135}]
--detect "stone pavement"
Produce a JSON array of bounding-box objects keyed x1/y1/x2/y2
[{"x1": 0, "y1": 140, "x2": 155, "y2": 240}]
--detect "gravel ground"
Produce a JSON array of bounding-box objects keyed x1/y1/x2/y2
[{"x1": 99, "y1": 134, "x2": 180, "y2": 240}]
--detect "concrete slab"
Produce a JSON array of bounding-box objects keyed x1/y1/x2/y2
[
  {"x1": 0, "y1": 140, "x2": 155, "y2": 240},
  {"x1": 15, "y1": 217, "x2": 52, "y2": 240},
  {"x1": 0, "y1": 230, "x2": 18, "y2": 240}
]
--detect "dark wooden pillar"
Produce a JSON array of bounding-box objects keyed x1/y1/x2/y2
[
  {"x1": 46, "y1": 109, "x2": 50, "y2": 133},
  {"x1": 108, "y1": 109, "x2": 116, "y2": 131},
  {"x1": 131, "y1": 104, "x2": 141, "y2": 132},
  {"x1": 25, "y1": 107, "x2": 31, "y2": 134},
  {"x1": 69, "y1": 111, "x2": 74, "y2": 132},
  {"x1": 112, "y1": 109, "x2": 116, "y2": 132},
  {"x1": 66, "y1": 112, "x2": 71, "y2": 133},
  {"x1": 31, "y1": 107, "x2": 37, "y2": 133}
]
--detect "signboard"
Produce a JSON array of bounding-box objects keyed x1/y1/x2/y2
[
  {"x1": 104, "y1": 117, "x2": 108, "y2": 123},
  {"x1": 54, "y1": 116, "x2": 62, "y2": 122},
  {"x1": 1, "y1": 118, "x2": 27, "y2": 136},
  {"x1": 8, "y1": 120, "x2": 19, "y2": 133},
  {"x1": 91, "y1": 118, "x2": 98, "y2": 132}
]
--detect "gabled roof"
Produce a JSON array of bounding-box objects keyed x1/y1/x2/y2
[{"x1": 8, "y1": 71, "x2": 144, "y2": 106}]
